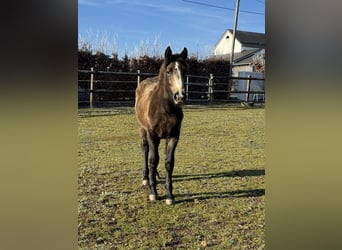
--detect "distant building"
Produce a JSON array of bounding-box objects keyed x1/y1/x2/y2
[
  {"x1": 214, "y1": 29, "x2": 264, "y2": 55},
  {"x1": 213, "y1": 29, "x2": 265, "y2": 75}
]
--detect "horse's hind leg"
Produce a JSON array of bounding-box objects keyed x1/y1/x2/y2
[{"x1": 140, "y1": 128, "x2": 149, "y2": 186}]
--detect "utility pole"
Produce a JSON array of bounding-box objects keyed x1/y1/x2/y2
[
  {"x1": 229, "y1": 0, "x2": 240, "y2": 78},
  {"x1": 227, "y1": 0, "x2": 240, "y2": 100}
]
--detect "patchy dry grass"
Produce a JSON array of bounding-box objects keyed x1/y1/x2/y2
[{"x1": 78, "y1": 106, "x2": 265, "y2": 249}]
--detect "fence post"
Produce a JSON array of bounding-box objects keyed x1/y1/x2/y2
[
  {"x1": 246, "y1": 75, "x2": 252, "y2": 102},
  {"x1": 137, "y1": 70, "x2": 141, "y2": 85},
  {"x1": 186, "y1": 75, "x2": 189, "y2": 101},
  {"x1": 209, "y1": 73, "x2": 214, "y2": 103},
  {"x1": 90, "y1": 67, "x2": 94, "y2": 109},
  {"x1": 227, "y1": 76, "x2": 232, "y2": 100}
]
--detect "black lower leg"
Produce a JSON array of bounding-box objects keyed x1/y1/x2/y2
[
  {"x1": 147, "y1": 136, "x2": 160, "y2": 200},
  {"x1": 142, "y1": 138, "x2": 149, "y2": 184},
  {"x1": 149, "y1": 153, "x2": 159, "y2": 199},
  {"x1": 165, "y1": 158, "x2": 174, "y2": 201},
  {"x1": 165, "y1": 138, "x2": 178, "y2": 203}
]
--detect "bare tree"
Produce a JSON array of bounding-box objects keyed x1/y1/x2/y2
[{"x1": 252, "y1": 50, "x2": 265, "y2": 73}]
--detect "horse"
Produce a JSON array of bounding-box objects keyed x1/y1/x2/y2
[{"x1": 135, "y1": 46, "x2": 188, "y2": 205}]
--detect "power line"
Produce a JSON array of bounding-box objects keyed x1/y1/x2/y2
[{"x1": 181, "y1": 0, "x2": 264, "y2": 16}]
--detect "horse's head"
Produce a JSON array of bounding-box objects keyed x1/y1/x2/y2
[{"x1": 164, "y1": 46, "x2": 188, "y2": 105}]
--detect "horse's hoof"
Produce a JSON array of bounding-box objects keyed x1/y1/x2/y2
[
  {"x1": 142, "y1": 180, "x2": 148, "y2": 186},
  {"x1": 149, "y1": 194, "x2": 157, "y2": 201},
  {"x1": 165, "y1": 198, "x2": 175, "y2": 205}
]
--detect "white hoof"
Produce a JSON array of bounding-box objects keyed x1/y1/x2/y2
[
  {"x1": 142, "y1": 180, "x2": 148, "y2": 186},
  {"x1": 149, "y1": 194, "x2": 157, "y2": 201},
  {"x1": 165, "y1": 199, "x2": 175, "y2": 205}
]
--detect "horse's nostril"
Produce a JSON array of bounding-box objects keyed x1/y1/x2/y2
[{"x1": 174, "y1": 92, "x2": 184, "y2": 103}]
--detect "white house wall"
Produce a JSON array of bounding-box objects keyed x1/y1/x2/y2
[
  {"x1": 232, "y1": 65, "x2": 253, "y2": 76},
  {"x1": 214, "y1": 39, "x2": 242, "y2": 55},
  {"x1": 214, "y1": 31, "x2": 243, "y2": 55}
]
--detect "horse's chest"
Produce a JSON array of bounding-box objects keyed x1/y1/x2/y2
[{"x1": 149, "y1": 112, "x2": 182, "y2": 138}]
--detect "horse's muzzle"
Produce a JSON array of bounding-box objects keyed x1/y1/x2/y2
[{"x1": 174, "y1": 91, "x2": 185, "y2": 104}]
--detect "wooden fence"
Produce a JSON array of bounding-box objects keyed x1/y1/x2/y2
[{"x1": 78, "y1": 68, "x2": 265, "y2": 108}]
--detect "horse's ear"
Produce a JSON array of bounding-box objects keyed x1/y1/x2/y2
[
  {"x1": 165, "y1": 46, "x2": 172, "y2": 63},
  {"x1": 180, "y1": 47, "x2": 188, "y2": 59}
]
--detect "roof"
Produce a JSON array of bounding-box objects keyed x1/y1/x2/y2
[
  {"x1": 212, "y1": 48, "x2": 264, "y2": 65},
  {"x1": 234, "y1": 48, "x2": 264, "y2": 64},
  {"x1": 214, "y1": 29, "x2": 265, "y2": 49}
]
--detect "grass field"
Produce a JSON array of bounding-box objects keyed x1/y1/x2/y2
[{"x1": 78, "y1": 106, "x2": 265, "y2": 249}]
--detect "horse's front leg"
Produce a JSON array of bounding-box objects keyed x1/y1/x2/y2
[
  {"x1": 147, "y1": 134, "x2": 160, "y2": 201},
  {"x1": 165, "y1": 137, "x2": 179, "y2": 205},
  {"x1": 142, "y1": 141, "x2": 149, "y2": 186},
  {"x1": 140, "y1": 128, "x2": 149, "y2": 186}
]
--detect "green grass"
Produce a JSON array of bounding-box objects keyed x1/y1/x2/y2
[{"x1": 78, "y1": 106, "x2": 265, "y2": 249}]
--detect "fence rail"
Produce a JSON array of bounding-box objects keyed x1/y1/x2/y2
[{"x1": 78, "y1": 68, "x2": 265, "y2": 108}]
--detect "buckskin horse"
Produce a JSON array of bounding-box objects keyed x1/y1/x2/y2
[{"x1": 135, "y1": 46, "x2": 188, "y2": 205}]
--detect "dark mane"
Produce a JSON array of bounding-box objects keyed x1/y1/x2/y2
[{"x1": 162, "y1": 53, "x2": 188, "y2": 71}]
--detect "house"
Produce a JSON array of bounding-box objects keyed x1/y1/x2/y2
[
  {"x1": 213, "y1": 29, "x2": 265, "y2": 75},
  {"x1": 214, "y1": 29, "x2": 264, "y2": 55}
]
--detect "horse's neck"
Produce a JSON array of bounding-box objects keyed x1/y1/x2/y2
[{"x1": 157, "y1": 67, "x2": 171, "y2": 99}]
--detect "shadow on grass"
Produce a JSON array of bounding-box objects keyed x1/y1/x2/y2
[
  {"x1": 172, "y1": 169, "x2": 265, "y2": 182},
  {"x1": 156, "y1": 169, "x2": 265, "y2": 203},
  {"x1": 165, "y1": 169, "x2": 265, "y2": 204},
  {"x1": 174, "y1": 188, "x2": 265, "y2": 204}
]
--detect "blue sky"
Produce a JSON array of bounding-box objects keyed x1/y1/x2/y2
[{"x1": 78, "y1": 0, "x2": 264, "y2": 58}]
